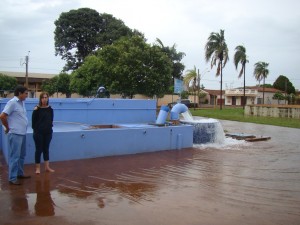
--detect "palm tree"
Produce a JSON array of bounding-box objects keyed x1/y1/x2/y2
[
  {"x1": 253, "y1": 61, "x2": 269, "y2": 104},
  {"x1": 204, "y1": 29, "x2": 229, "y2": 110},
  {"x1": 183, "y1": 66, "x2": 197, "y2": 109},
  {"x1": 233, "y1": 45, "x2": 249, "y2": 109}
]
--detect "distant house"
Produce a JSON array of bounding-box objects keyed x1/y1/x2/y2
[
  {"x1": 203, "y1": 89, "x2": 225, "y2": 105},
  {"x1": 0, "y1": 71, "x2": 57, "y2": 97},
  {"x1": 224, "y1": 86, "x2": 286, "y2": 106}
]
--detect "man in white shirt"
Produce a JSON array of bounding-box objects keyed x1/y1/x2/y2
[{"x1": 0, "y1": 85, "x2": 31, "y2": 185}]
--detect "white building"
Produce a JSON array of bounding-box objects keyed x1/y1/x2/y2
[{"x1": 224, "y1": 86, "x2": 286, "y2": 106}]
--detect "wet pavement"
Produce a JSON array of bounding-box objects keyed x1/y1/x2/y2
[{"x1": 0, "y1": 119, "x2": 300, "y2": 225}]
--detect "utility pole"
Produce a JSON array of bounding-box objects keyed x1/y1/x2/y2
[
  {"x1": 285, "y1": 78, "x2": 287, "y2": 105},
  {"x1": 197, "y1": 68, "x2": 210, "y2": 109},
  {"x1": 197, "y1": 69, "x2": 200, "y2": 110},
  {"x1": 24, "y1": 51, "x2": 30, "y2": 88}
]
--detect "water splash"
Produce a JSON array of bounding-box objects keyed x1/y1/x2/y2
[
  {"x1": 180, "y1": 110, "x2": 225, "y2": 144},
  {"x1": 181, "y1": 111, "x2": 194, "y2": 121},
  {"x1": 193, "y1": 137, "x2": 251, "y2": 150}
]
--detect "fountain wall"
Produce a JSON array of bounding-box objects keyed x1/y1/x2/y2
[{"x1": 245, "y1": 105, "x2": 300, "y2": 119}]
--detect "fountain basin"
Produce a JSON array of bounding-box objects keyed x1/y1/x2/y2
[
  {"x1": 1, "y1": 99, "x2": 193, "y2": 164},
  {"x1": 22, "y1": 122, "x2": 193, "y2": 164}
]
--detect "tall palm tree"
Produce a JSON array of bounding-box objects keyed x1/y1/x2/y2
[
  {"x1": 183, "y1": 66, "x2": 197, "y2": 109},
  {"x1": 233, "y1": 45, "x2": 249, "y2": 109},
  {"x1": 253, "y1": 61, "x2": 269, "y2": 104},
  {"x1": 204, "y1": 29, "x2": 229, "y2": 110}
]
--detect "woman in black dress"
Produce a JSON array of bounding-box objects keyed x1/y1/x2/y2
[{"x1": 32, "y1": 92, "x2": 54, "y2": 174}]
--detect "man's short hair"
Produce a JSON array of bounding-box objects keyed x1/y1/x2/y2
[{"x1": 14, "y1": 85, "x2": 28, "y2": 96}]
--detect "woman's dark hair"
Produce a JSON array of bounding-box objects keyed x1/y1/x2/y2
[{"x1": 14, "y1": 85, "x2": 28, "y2": 96}]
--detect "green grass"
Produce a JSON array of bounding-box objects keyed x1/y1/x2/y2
[{"x1": 190, "y1": 108, "x2": 300, "y2": 129}]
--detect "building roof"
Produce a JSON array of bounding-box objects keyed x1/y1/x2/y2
[
  {"x1": 247, "y1": 86, "x2": 284, "y2": 93},
  {"x1": 0, "y1": 71, "x2": 57, "y2": 79},
  {"x1": 203, "y1": 89, "x2": 225, "y2": 96}
]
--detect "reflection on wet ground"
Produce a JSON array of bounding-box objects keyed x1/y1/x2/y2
[{"x1": 0, "y1": 120, "x2": 300, "y2": 225}]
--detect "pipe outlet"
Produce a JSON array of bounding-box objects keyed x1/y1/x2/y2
[{"x1": 170, "y1": 103, "x2": 188, "y2": 120}]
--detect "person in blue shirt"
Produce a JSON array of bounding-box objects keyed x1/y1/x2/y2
[
  {"x1": 32, "y1": 92, "x2": 54, "y2": 174},
  {"x1": 0, "y1": 85, "x2": 31, "y2": 185}
]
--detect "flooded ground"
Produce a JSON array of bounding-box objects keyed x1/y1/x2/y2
[{"x1": 0, "y1": 119, "x2": 300, "y2": 225}]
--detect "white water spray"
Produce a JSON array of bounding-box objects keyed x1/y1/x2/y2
[{"x1": 180, "y1": 110, "x2": 225, "y2": 144}]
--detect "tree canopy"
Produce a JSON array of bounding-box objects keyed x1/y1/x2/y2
[
  {"x1": 254, "y1": 61, "x2": 269, "y2": 83},
  {"x1": 42, "y1": 76, "x2": 58, "y2": 96},
  {"x1": 0, "y1": 73, "x2": 17, "y2": 96},
  {"x1": 70, "y1": 55, "x2": 104, "y2": 97},
  {"x1": 204, "y1": 29, "x2": 229, "y2": 109},
  {"x1": 273, "y1": 75, "x2": 296, "y2": 94},
  {"x1": 71, "y1": 36, "x2": 173, "y2": 98},
  {"x1": 98, "y1": 13, "x2": 138, "y2": 46},
  {"x1": 154, "y1": 38, "x2": 185, "y2": 82},
  {"x1": 254, "y1": 61, "x2": 269, "y2": 104},
  {"x1": 54, "y1": 8, "x2": 134, "y2": 71},
  {"x1": 183, "y1": 66, "x2": 197, "y2": 91},
  {"x1": 42, "y1": 73, "x2": 72, "y2": 97},
  {"x1": 56, "y1": 73, "x2": 72, "y2": 97},
  {"x1": 273, "y1": 91, "x2": 285, "y2": 104},
  {"x1": 233, "y1": 45, "x2": 248, "y2": 78},
  {"x1": 204, "y1": 29, "x2": 229, "y2": 76},
  {"x1": 234, "y1": 45, "x2": 248, "y2": 108}
]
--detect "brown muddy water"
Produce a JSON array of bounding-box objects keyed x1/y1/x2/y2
[{"x1": 0, "y1": 120, "x2": 300, "y2": 225}]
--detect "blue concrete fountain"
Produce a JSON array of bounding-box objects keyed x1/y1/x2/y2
[{"x1": 0, "y1": 98, "x2": 193, "y2": 164}]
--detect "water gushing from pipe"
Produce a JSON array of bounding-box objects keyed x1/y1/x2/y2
[{"x1": 180, "y1": 110, "x2": 225, "y2": 144}]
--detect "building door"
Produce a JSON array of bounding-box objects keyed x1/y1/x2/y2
[
  {"x1": 232, "y1": 96, "x2": 236, "y2": 105},
  {"x1": 257, "y1": 98, "x2": 262, "y2": 104},
  {"x1": 217, "y1": 99, "x2": 225, "y2": 105},
  {"x1": 241, "y1": 96, "x2": 247, "y2": 106},
  {"x1": 210, "y1": 95, "x2": 215, "y2": 105}
]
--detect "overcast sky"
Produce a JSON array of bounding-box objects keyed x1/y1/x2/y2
[{"x1": 1, "y1": 0, "x2": 299, "y2": 90}]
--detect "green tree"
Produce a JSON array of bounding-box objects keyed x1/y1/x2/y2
[
  {"x1": 254, "y1": 61, "x2": 269, "y2": 104},
  {"x1": 198, "y1": 91, "x2": 207, "y2": 106},
  {"x1": 183, "y1": 66, "x2": 197, "y2": 91},
  {"x1": 155, "y1": 38, "x2": 185, "y2": 85},
  {"x1": 273, "y1": 75, "x2": 296, "y2": 94},
  {"x1": 54, "y1": 8, "x2": 103, "y2": 71},
  {"x1": 98, "y1": 13, "x2": 137, "y2": 46},
  {"x1": 233, "y1": 45, "x2": 249, "y2": 109},
  {"x1": 273, "y1": 91, "x2": 285, "y2": 104},
  {"x1": 262, "y1": 84, "x2": 273, "y2": 88},
  {"x1": 183, "y1": 66, "x2": 197, "y2": 108},
  {"x1": 70, "y1": 55, "x2": 103, "y2": 97},
  {"x1": 0, "y1": 73, "x2": 17, "y2": 97},
  {"x1": 204, "y1": 29, "x2": 229, "y2": 110},
  {"x1": 42, "y1": 76, "x2": 58, "y2": 96},
  {"x1": 56, "y1": 73, "x2": 72, "y2": 98},
  {"x1": 54, "y1": 8, "x2": 134, "y2": 71},
  {"x1": 180, "y1": 90, "x2": 189, "y2": 99},
  {"x1": 41, "y1": 73, "x2": 72, "y2": 97},
  {"x1": 71, "y1": 36, "x2": 172, "y2": 98}
]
